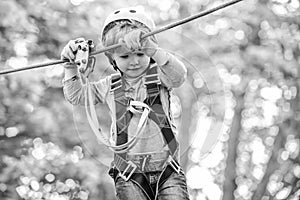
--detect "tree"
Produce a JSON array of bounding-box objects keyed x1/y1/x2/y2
[{"x1": 1, "y1": 0, "x2": 300, "y2": 200}]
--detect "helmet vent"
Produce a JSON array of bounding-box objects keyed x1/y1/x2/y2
[
  {"x1": 129, "y1": 10, "x2": 136, "y2": 13},
  {"x1": 114, "y1": 10, "x2": 120, "y2": 14}
]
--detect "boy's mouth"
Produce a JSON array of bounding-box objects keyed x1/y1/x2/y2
[{"x1": 128, "y1": 67, "x2": 140, "y2": 71}]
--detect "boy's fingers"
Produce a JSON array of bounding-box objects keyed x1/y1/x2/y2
[
  {"x1": 123, "y1": 35, "x2": 132, "y2": 49},
  {"x1": 118, "y1": 38, "x2": 130, "y2": 51},
  {"x1": 118, "y1": 38, "x2": 125, "y2": 45},
  {"x1": 134, "y1": 30, "x2": 144, "y2": 49},
  {"x1": 61, "y1": 37, "x2": 87, "y2": 67},
  {"x1": 61, "y1": 46, "x2": 70, "y2": 60},
  {"x1": 128, "y1": 39, "x2": 139, "y2": 50},
  {"x1": 134, "y1": 30, "x2": 142, "y2": 47},
  {"x1": 67, "y1": 50, "x2": 75, "y2": 61},
  {"x1": 68, "y1": 37, "x2": 85, "y2": 52},
  {"x1": 61, "y1": 45, "x2": 76, "y2": 63},
  {"x1": 63, "y1": 63, "x2": 77, "y2": 69},
  {"x1": 68, "y1": 40, "x2": 78, "y2": 53},
  {"x1": 74, "y1": 37, "x2": 85, "y2": 43},
  {"x1": 123, "y1": 30, "x2": 143, "y2": 51}
]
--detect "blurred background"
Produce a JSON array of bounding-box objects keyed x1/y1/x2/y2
[{"x1": 0, "y1": 0, "x2": 300, "y2": 199}]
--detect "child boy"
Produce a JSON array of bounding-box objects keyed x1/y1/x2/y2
[{"x1": 61, "y1": 6, "x2": 189, "y2": 200}]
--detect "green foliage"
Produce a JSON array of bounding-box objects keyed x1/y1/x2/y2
[{"x1": 1, "y1": 137, "x2": 114, "y2": 200}]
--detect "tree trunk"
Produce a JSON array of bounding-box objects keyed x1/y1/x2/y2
[
  {"x1": 222, "y1": 92, "x2": 244, "y2": 200},
  {"x1": 251, "y1": 123, "x2": 286, "y2": 200},
  {"x1": 177, "y1": 83, "x2": 195, "y2": 172}
]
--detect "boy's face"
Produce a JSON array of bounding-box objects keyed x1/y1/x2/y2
[{"x1": 112, "y1": 46, "x2": 150, "y2": 78}]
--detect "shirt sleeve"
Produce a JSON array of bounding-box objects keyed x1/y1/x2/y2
[
  {"x1": 152, "y1": 49, "x2": 187, "y2": 88},
  {"x1": 62, "y1": 74, "x2": 111, "y2": 106}
]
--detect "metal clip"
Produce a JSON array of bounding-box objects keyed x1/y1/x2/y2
[
  {"x1": 167, "y1": 156, "x2": 182, "y2": 174},
  {"x1": 75, "y1": 40, "x2": 96, "y2": 78},
  {"x1": 119, "y1": 161, "x2": 137, "y2": 181}
]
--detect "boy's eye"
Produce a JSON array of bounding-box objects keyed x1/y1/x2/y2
[
  {"x1": 120, "y1": 55, "x2": 129, "y2": 59},
  {"x1": 137, "y1": 53, "x2": 144, "y2": 57}
]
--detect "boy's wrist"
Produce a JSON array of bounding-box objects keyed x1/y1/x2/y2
[
  {"x1": 64, "y1": 67, "x2": 78, "y2": 81},
  {"x1": 152, "y1": 49, "x2": 169, "y2": 66}
]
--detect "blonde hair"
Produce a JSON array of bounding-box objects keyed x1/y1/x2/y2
[
  {"x1": 102, "y1": 20, "x2": 151, "y2": 51},
  {"x1": 101, "y1": 20, "x2": 156, "y2": 71}
]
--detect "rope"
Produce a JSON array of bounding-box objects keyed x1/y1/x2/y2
[
  {"x1": 84, "y1": 79, "x2": 151, "y2": 153},
  {"x1": 0, "y1": 0, "x2": 244, "y2": 75}
]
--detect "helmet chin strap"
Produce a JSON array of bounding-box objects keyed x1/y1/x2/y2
[{"x1": 104, "y1": 52, "x2": 123, "y2": 75}]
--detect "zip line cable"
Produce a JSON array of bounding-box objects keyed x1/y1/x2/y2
[{"x1": 0, "y1": 0, "x2": 243, "y2": 76}]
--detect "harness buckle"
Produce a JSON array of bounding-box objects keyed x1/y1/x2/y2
[
  {"x1": 119, "y1": 161, "x2": 137, "y2": 181},
  {"x1": 167, "y1": 155, "x2": 182, "y2": 174},
  {"x1": 128, "y1": 101, "x2": 152, "y2": 115}
]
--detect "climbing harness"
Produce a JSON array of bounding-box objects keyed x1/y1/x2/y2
[
  {"x1": 81, "y1": 41, "x2": 151, "y2": 152},
  {"x1": 107, "y1": 65, "x2": 183, "y2": 200},
  {"x1": 84, "y1": 83, "x2": 151, "y2": 153}
]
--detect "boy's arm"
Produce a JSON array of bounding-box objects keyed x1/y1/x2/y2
[
  {"x1": 62, "y1": 68, "x2": 84, "y2": 105},
  {"x1": 152, "y1": 49, "x2": 187, "y2": 88},
  {"x1": 63, "y1": 68, "x2": 109, "y2": 105}
]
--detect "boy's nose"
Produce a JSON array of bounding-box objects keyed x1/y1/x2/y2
[{"x1": 130, "y1": 55, "x2": 139, "y2": 65}]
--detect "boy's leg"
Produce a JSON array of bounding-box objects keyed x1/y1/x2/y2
[
  {"x1": 157, "y1": 171, "x2": 190, "y2": 200},
  {"x1": 115, "y1": 176, "x2": 148, "y2": 200}
]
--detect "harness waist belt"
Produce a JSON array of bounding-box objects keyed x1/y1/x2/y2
[
  {"x1": 126, "y1": 151, "x2": 170, "y2": 172},
  {"x1": 111, "y1": 153, "x2": 183, "y2": 200},
  {"x1": 113, "y1": 154, "x2": 155, "y2": 200}
]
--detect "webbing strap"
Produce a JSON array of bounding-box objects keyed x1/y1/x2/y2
[
  {"x1": 84, "y1": 79, "x2": 144, "y2": 153},
  {"x1": 145, "y1": 97, "x2": 178, "y2": 156},
  {"x1": 111, "y1": 74, "x2": 132, "y2": 145},
  {"x1": 112, "y1": 65, "x2": 179, "y2": 155},
  {"x1": 111, "y1": 65, "x2": 179, "y2": 200},
  {"x1": 111, "y1": 73, "x2": 156, "y2": 200},
  {"x1": 112, "y1": 74, "x2": 131, "y2": 157},
  {"x1": 111, "y1": 65, "x2": 178, "y2": 156},
  {"x1": 143, "y1": 66, "x2": 178, "y2": 157},
  {"x1": 113, "y1": 155, "x2": 155, "y2": 200}
]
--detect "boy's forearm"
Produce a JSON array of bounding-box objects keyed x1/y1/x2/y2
[
  {"x1": 63, "y1": 77, "x2": 85, "y2": 105},
  {"x1": 152, "y1": 49, "x2": 187, "y2": 88},
  {"x1": 63, "y1": 70, "x2": 108, "y2": 106},
  {"x1": 64, "y1": 67, "x2": 78, "y2": 81}
]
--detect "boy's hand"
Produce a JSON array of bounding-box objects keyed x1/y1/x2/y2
[
  {"x1": 61, "y1": 38, "x2": 86, "y2": 68},
  {"x1": 123, "y1": 30, "x2": 158, "y2": 57}
]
